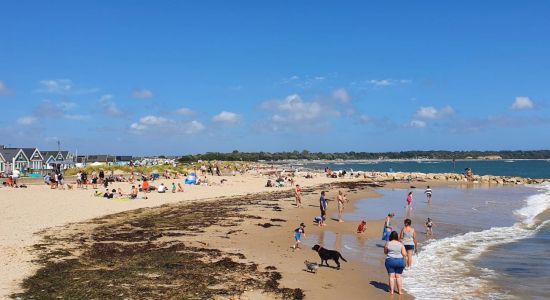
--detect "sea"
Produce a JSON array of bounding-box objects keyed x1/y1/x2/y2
[
  {"x1": 289, "y1": 159, "x2": 550, "y2": 179},
  {"x1": 298, "y1": 160, "x2": 550, "y2": 299}
]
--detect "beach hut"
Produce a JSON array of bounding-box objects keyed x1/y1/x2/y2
[
  {"x1": 0, "y1": 148, "x2": 30, "y2": 173},
  {"x1": 0, "y1": 151, "x2": 5, "y2": 174},
  {"x1": 41, "y1": 151, "x2": 59, "y2": 170},
  {"x1": 21, "y1": 148, "x2": 44, "y2": 172}
]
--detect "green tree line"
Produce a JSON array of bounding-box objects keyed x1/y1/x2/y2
[{"x1": 177, "y1": 150, "x2": 550, "y2": 162}]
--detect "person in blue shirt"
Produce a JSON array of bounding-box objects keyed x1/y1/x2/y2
[
  {"x1": 293, "y1": 223, "x2": 306, "y2": 250},
  {"x1": 319, "y1": 191, "x2": 328, "y2": 227}
]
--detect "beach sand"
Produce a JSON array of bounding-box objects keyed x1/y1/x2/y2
[{"x1": 0, "y1": 173, "x2": 454, "y2": 299}]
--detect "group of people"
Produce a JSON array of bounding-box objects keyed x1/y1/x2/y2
[
  {"x1": 381, "y1": 188, "x2": 435, "y2": 294},
  {"x1": 43, "y1": 172, "x2": 65, "y2": 189},
  {"x1": 2, "y1": 168, "x2": 20, "y2": 187},
  {"x1": 293, "y1": 184, "x2": 437, "y2": 295}
]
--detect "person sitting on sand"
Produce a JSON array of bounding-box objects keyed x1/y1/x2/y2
[
  {"x1": 293, "y1": 223, "x2": 306, "y2": 250},
  {"x1": 130, "y1": 185, "x2": 138, "y2": 199},
  {"x1": 142, "y1": 179, "x2": 149, "y2": 193},
  {"x1": 177, "y1": 183, "x2": 184, "y2": 192},
  {"x1": 44, "y1": 173, "x2": 51, "y2": 185},
  {"x1": 357, "y1": 220, "x2": 367, "y2": 233},
  {"x1": 103, "y1": 189, "x2": 113, "y2": 199},
  {"x1": 157, "y1": 183, "x2": 167, "y2": 193}
]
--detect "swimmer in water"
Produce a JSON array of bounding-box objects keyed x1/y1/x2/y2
[{"x1": 425, "y1": 218, "x2": 434, "y2": 236}]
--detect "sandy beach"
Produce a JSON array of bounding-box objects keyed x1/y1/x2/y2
[
  {"x1": 1, "y1": 171, "x2": 465, "y2": 299},
  {"x1": 0, "y1": 172, "x2": 352, "y2": 299}
]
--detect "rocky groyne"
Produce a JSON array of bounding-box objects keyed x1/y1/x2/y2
[{"x1": 360, "y1": 172, "x2": 548, "y2": 185}]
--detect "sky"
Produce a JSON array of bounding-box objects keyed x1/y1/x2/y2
[{"x1": 1, "y1": 1, "x2": 549, "y2": 155}]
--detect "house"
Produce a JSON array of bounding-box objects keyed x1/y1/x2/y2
[
  {"x1": 0, "y1": 151, "x2": 5, "y2": 174},
  {"x1": 41, "y1": 151, "x2": 59, "y2": 169},
  {"x1": 41, "y1": 150, "x2": 75, "y2": 169},
  {"x1": 115, "y1": 156, "x2": 133, "y2": 166},
  {"x1": 86, "y1": 155, "x2": 116, "y2": 165},
  {"x1": 19, "y1": 148, "x2": 44, "y2": 171},
  {"x1": 0, "y1": 147, "x2": 30, "y2": 173}
]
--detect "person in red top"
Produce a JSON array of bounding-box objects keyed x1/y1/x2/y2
[
  {"x1": 357, "y1": 220, "x2": 367, "y2": 233},
  {"x1": 142, "y1": 179, "x2": 150, "y2": 193},
  {"x1": 294, "y1": 184, "x2": 302, "y2": 207}
]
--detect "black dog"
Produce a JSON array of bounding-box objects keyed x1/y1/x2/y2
[{"x1": 312, "y1": 244, "x2": 347, "y2": 269}]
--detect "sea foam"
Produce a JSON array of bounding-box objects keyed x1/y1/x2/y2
[{"x1": 403, "y1": 183, "x2": 550, "y2": 300}]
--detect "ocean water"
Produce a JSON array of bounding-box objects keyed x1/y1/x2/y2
[
  {"x1": 334, "y1": 184, "x2": 550, "y2": 300},
  {"x1": 301, "y1": 184, "x2": 549, "y2": 299},
  {"x1": 295, "y1": 159, "x2": 550, "y2": 179}
]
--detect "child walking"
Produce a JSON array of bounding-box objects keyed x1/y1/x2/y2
[{"x1": 293, "y1": 223, "x2": 306, "y2": 250}]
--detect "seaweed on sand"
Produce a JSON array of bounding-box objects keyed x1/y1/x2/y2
[{"x1": 14, "y1": 189, "x2": 311, "y2": 300}]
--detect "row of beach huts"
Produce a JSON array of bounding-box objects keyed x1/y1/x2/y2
[{"x1": 0, "y1": 144, "x2": 177, "y2": 177}]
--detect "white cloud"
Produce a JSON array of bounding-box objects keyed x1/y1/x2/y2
[
  {"x1": 511, "y1": 96, "x2": 534, "y2": 110},
  {"x1": 332, "y1": 88, "x2": 350, "y2": 103},
  {"x1": 261, "y1": 94, "x2": 323, "y2": 123},
  {"x1": 259, "y1": 93, "x2": 345, "y2": 132},
  {"x1": 175, "y1": 107, "x2": 195, "y2": 116},
  {"x1": 130, "y1": 122, "x2": 148, "y2": 131},
  {"x1": 184, "y1": 120, "x2": 205, "y2": 134},
  {"x1": 38, "y1": 79, "x2": 73, "y2": 93},
  {"x1": 17, "y1": 116, "x2": 38, "y2": 125},
  {"x1": 132, "y1": 89, "x2": 154, "y2": 99},
  {"x1": 139, "y1": 115, "x2": 172, "y2": 126},
  {"x1": 64, "y1": 114, "x2": 90, "y2": 121},
  {"x1": 414, "y1": 105, "x2": 455, "y2": 119},
  {"x1": 129, "y1": 115, "x2": 204, "y2": 135},
  {"x1": 0, "y1": 80, "x2": 12, "y2": 95},
  {"x1": 410, "y1": 120, "x2": 426, "y2": 128},
  {"x1": 212, "y1": 111, "x2": 241, "y2": 125},
  {"x1": 359, "y1": 115, "x2": 370, "y2": 124},
  {"x1": 281, "y1": 74, "x2": 330, "y2": 88},
  {"x1": 99, "y1": 94, "x2": 124, "y2": 117},
  {"x1": 367, "y1": 79, "x2": 412, "y2": 87},
  {"x1": 37, "y1": 79, "x2": 98, "y2": 95}
]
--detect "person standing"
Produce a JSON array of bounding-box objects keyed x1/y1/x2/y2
[
  {"x1": 294, "y1": 184, "x2": 302, "y2": 207},
  {"x1": 337, "y1": 190, "x2": 348, "y2": 222},
  {"x1": 98, "y1": 170, "x2": 105, "y2": 184},
  {"x1": 406, "y1": 191, "x2": 413, "y2": 208},
  {"x1": 319, "y1": 191, "x2": 328, "y2": 227},
  {"x1": 91, "y1": 171, "x2": 98, "y2": 189},
  {"x1": 424, "y1": 186, "x2": 432, "y2": 202},
  {"x1": 384, "y1": 231, "x2": 407, "y2": 295},
  {"x1": 382, "y1": 213, "x2": 394, "y2": 241},
  {"x1": 400, "y1": 218, "x2": 417, "y2": 270}
]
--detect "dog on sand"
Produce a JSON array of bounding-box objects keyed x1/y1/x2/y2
[
  {"x1": 311, "y1": 244, "x2": 347, "y2": 269},
  {"x1": 304, "y1": 260, "x2": 319, "y2": 273}
]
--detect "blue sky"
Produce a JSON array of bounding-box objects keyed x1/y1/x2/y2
[{"x1": 1, "y1": 1, "x2": 549, "y2": 155}]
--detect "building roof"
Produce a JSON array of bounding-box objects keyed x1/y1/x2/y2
[
  {"x1": 19, "y1": 148, "x2": 44, "y2": 161},
  {"x1": 0, "y1": 148, "x2": 26, "y2": 162}
]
